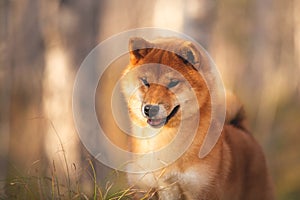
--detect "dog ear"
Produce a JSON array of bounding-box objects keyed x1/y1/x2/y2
[
  {"x1": 178, "y1": 41, "x2": 201, "y2": 70},
  {"x1": 129, "y1": 37, "x2": 152, "y2": 64}
]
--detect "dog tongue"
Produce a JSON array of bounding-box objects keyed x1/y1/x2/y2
[{"x1": 147, "y1": 118, "x2": 165, "y2": 126}]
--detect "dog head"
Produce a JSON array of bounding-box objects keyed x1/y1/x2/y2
[{"x1": 121, "y1": 37, "x2": 211, "y2": 129}]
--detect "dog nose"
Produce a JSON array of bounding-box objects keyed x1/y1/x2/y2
[{"x1": 144, "y1": 104, "x2": 159, "y2": 117}]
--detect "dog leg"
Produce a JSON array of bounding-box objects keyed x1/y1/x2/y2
[{"x1": 157, "y1": 182, "x2": 185, "y2": 200}]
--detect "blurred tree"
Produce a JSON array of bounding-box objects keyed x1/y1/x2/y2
[
  {"x1": 3, "y1": 0, "x2": 46, "y2": 198},
  {"x1": 40, "y1": 0, "x2": 102, "y2": 195},
  {"x1": 0, "y1": 0, "x2": 11, "y2": 195}
]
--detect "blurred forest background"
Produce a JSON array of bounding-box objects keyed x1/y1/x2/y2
[{"x1": 1, "y1": 0, "x2": 300, "y2": 199}]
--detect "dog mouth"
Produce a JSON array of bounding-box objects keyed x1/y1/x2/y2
[{"x1": 147, "y1": 105, "x2": 180, "y2": 128}]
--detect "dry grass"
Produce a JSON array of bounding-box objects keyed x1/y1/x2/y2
[{"x1": 1, "y1": 156, "x2": 136, "y2": 200}]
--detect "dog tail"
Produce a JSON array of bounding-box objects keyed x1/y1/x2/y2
[{"x1": 225, "y1": 91, "x2": 249, "y2": 132}]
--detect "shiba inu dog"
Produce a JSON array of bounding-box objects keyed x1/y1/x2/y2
[{"x1": 120, "y1": 37, "x2": 274, "y2": 200}]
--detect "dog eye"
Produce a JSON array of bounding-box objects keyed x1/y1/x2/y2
[
  {"x1": 140, "y1": 77, "x2": 150, "y2": 87},
  {"x1": 167, "y1": 79, "x2": 180, "y2": 88}
]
